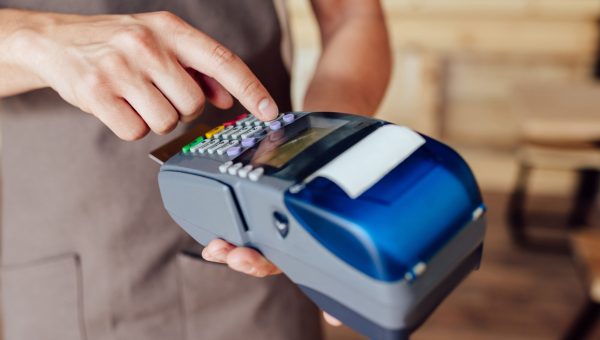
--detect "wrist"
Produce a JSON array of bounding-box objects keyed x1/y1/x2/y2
[{"x1": 0, "y1": 9, "x2": 63, "y2": 90}]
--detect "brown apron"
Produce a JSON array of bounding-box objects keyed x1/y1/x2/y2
[{"x1": 0, "y1": 1, "x2": 321, "y2": 339}]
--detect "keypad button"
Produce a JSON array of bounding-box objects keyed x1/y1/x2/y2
[
  {"x1": 241, "y1": 137, "x2": 256, "y2": 148},
  {"x1": 238, "y1": 165, "x2": 253, "y2": 178},
  {"x1": 236, "y1": 116, "x2": 253, "y2": 126},
  {"x1": 207, "y1": 140, "x2": 229, "y2": 154},
  {"x1": 248, "y1": 167, "x2": 264, "y2": 181},
  {"x1": 241, "y1": 126, "x2": 264, "y2": 139},
  {"x1": 192, "y1": 139, "x2": 217, "y2": 153},
  {"x1": 216, "y1": 140, "x2": 240, "y2": 155},
  {"x1": 218, "y1": 161, "x2": 233, "y2": 173},
  {"x1": 244, "y1": 115, "x2": 258, "y2": 126},
  {"x1": 269, "y1": 121, "x2": 282, "y2": 131},
  {"x1": 231, "y1": 126, "x2": 253, "y2": 139},
  {"x1": 182, "y1": 136, "x2": 205, "y2": 153},
  {"x1": 282, "y1": 113, "x2": 295, "y2": 124},
  {"x1": 228, "y1": 162, "x2": 243, "y2": 175},
  {"x1": 226, "y1": 146, "x2": 242, "y2": 157},
  {"x1": 205, "y1": 125, "x2": 224, "y2": 139},
  {"x1": 213, "y1": 126, "x2": 234, "y2": 139},
  {"x1": 221, "y1": 126, "x2": 243, "y2": 139}
]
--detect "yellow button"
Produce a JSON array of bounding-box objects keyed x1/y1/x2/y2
[{"x1": 205, "y1": 125, "x2": 224, "y2": 138}]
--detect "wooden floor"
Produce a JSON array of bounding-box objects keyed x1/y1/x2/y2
[{"x1": 325, "y1": 192, "x2": 600, "y2": 340}]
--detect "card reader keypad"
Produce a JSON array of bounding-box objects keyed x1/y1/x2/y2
[{"x1": 181, "y1": 112, "x2": 307, "y2": 180}]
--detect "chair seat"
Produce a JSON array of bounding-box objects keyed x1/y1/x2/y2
[
  {"x1": 515, "y1": 81, "x2": 600, "y2": 143},
  {"x1": 520, "y1": 145, "x2": 600, "y2": 170},
  {"x1": 570, "y1": 231, "x2": 600, "y2": 303}
]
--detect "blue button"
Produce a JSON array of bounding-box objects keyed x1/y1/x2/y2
[
  {"x1": 241, "y1": 137, "x2": 256, "y2": 148},
  {"x1": 227, "y1": 146, "x2": 241, "y2": 157},
  {"x1": 269, "y1": 120, "x2": 282, "y2": 131},
  {"x1": 283, "y1": 113, "x2": 295, "y2": 124}
]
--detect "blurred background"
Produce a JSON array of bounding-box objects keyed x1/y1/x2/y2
[
  {"x1": 287, "y1": 0, "x2": 600, "y2": 339},
  {"x1": 1, "y1": 1, "x2": 599, "y2": 340}
]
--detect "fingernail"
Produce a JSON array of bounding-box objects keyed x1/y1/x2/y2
[
  {"x1": 210, "y1": 250, "x2": 228, "y2": 262},
  {"x1": 233, "y1": 261, "x2": 255, "y2": 275},
  {"x1": 258, "y1": 98, "x2": 277, "y2": 120},
  {"x1": 201, "y1": 248, "x2": 214, "y2": 261},
  {"x1": 203, "y1": 248, "x2": 226, "y2": 262}
]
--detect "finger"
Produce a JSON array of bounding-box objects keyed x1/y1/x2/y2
[
  {"x1": 149, "y1": 58, "x2": 207, "y2": 123},
  {"x1": 165, "y1": 28, "x2": 278, "y2": 120},
  {"x1": 226, "y1": 247, "x2": 282, "y2": 277},
  {"x1": 202, "y1": 239, "x2": 236, "y2": 263},
  {"x1": 194, "y1": 72, "x2": 234, "y2": 110},
  {"x1": 91, "y1": 93, "x2": 149, "y2": 141},
  {"x1": 120, "y1": 78, "x2": 179, "y2": 135},
  {"x1": 323, "y1": 312, "x2": 342, "y2": 327}
]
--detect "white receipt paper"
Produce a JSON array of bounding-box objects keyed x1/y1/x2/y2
[{"x1": 307, "y1": 125, "x2": 426, "y2": 199}]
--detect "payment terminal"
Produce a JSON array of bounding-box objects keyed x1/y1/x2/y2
[{"x1": 150, "y1": 111, "x2": 486, "y2": 340}]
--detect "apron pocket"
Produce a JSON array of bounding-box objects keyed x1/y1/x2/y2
[{"x1": 2, "y1": 253, "x2": 85, "y2": 340}]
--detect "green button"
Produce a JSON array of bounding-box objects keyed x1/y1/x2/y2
[
  {"x1": 191, "y1": 136, "x2": 204, "y2": 145},
  {"x1": 182, "y1": 136, "x2": 205, "y2": 153}
]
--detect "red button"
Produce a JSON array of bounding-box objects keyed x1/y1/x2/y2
[
  {"x1": 236, "y1": 113, "x2": 248, "y2": 120},
  {"x1": 223, "y1": 120, "x2": 236, "y2": 127}
]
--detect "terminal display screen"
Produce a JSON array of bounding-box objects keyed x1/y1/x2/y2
[{"x1": 249, "y1": 116, "x2": 348, "y2": 169}]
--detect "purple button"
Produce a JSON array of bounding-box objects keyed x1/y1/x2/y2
[
  {"x1": 282, "y1": 113, "x2": 295, "y2": 124},
  {"x1": 269, "y1": 120, "x2": 282, "y2": 131},
  {"x1": 241, "y1": 137, "x2": 256, "y2": 148},
  {"x1": 226, "y1": 146, "x2": 241, "y2": 157}
]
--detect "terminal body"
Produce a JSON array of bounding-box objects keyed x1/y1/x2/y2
[{"x1": 152, "y1": 111, "x2": 486, "y2": 339}]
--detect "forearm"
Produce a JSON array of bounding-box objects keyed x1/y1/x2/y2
[
  {"x1": 0, "y1": 9, "x2": 47, "y2": 97},
  {"x1": 303, "y1": 2, "x2": 391, "y2": 115}
]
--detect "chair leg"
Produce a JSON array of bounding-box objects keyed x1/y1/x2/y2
[
  {"x1": 507, "y1": 163, "x2": 531, "y2": 246},
  {"x1": 568, "y1": 169, "x2": 600, "y2": 228},
  {"x1": 563, "y1": 300, "x2": 600, "y2": 340}
]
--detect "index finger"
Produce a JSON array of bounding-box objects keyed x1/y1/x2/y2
[{"x1": 160, "y1": 20, "x2": 278, "y2": 121}]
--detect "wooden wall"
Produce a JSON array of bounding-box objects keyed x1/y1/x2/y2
[{"x1": 288, "y1": 0, "x2": 600, "y2": 147}]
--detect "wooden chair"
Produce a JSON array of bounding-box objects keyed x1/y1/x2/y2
[
  {"x1": 507, "y1": 81, "x2": 600, "y2": 250},
  {"x1": 564, "y1": 231, "x2": 600, "y2": 339}
]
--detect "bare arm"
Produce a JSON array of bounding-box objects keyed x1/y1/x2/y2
[
  {"x1": 304, "y1": 0, "x2": 391, "y2": 115},
  {"x1": 0, "y1": 9, "x2": 279, "y2": 139}
]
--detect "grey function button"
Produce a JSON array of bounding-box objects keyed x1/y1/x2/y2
[
  {"x1": 188, "y1": 139, "x2": 208, "y2": 153},
  {"x1": 238, "y1": 165, "x2": 253, "y2": 178},
  {"x1": 231, "y1": 126, "x2": 253, "y2": 139},
  {"x1": 216, "y1": 140, "x2": 240, "y2": 155},
  {"x1": 206, "y1": 140, "x2": 229, "y2": 154},
  {"x1": 236, "y1": 116, "x2": 253, "y2": 126},
  {"x1": 244, "y1": 115, "x2": 258, "y2": 126},
  {"x1": 218, "y1": 161, "x2": 233, "y2": 173},
  {"x1": 227, "y1": 162, "x2": 244, "y2": 176},
  {"x1": 194, "y1": 139, "x2": 218, "y2": 153},
  {"x1": 221, "y1": 126, "x2": 243, "y2": 140},
  {"x1": 248, "y1": 167, "x2": 264, "y2": 181},
  {"x1": 213, "y1": 126, "x2": 234, "y2": 139},
  {"x1": 241, "y1": 126, "x2": 264, "y2": 139}
]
